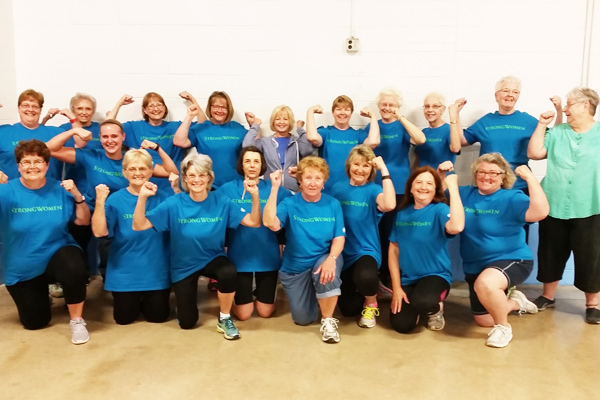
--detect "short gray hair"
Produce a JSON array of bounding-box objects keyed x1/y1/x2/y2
[
  {"x1": 377, "y1": 87, "x2": 403, "y2": 108},
  {"x1": 180, "y1": 153, "x2": 215, "y2": 192},
  {"x1": 495, "y1": 76, "x2": 522, "y2": 93},
  {"x1": 566, "y1": 86, "x2": 599, "y2": 116},
  {"x1": 70, "y1": 93, "x2": 97, "y2": 113}
]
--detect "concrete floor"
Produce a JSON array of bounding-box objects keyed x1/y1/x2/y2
[{"x1": 0, "y1": 278, "x2": 597, "y2": 400}]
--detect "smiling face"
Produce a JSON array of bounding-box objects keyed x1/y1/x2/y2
[
  {"x1": 18, "y1": 154, "x2": 48, "y2": 183},
  {"x1": 378, "y1": 95, "x2": 400, "y2": 123},
  {"x1": 563, "y1": 96, "x2": 588, "y2": 125},
  {"x1": 123, "y1": 160, "x2": 152, "y2": 188},
  {"x1": 184, "y1": 166, "x2": 211, "y2": 195},
  {"x1": 18, "y1": 98, "x2": 42, "y2": 128},
  {"x1": 143, "y1": 98, "x2": 167, "y2": 123},
  {"x1": 410, "y1": 171, "x2": 436, "y2": 209},
  {"x1": 242, "y1": 151, "x2": 262, "y2": 180},
  {"x1": 210, "y1": 97, "x2": 229, "y2": 124},
  {"x1": 423, "y1": 95, "x2": 446, "y2": 126},
  {"x1": 273, "y1": 111, "x2": 291, "y2": 135},
  {"x1": 475, "y1": 161, "x2": 505, "y2": 195},
  {"x1": 349, "y1": 155, "x2": 372, "y2": 186},
  {"x1": 300, "y1": 167, "x2": 325, "y2": 199},
  {"x1": 332, "y1": 104, "x2": 352, "y2": 129},
  {"x1": 73, "y1": 99, "x2": 95, "y2": 126},
  {"x1": 495, "y1": 81, "x2": 521, "y2": 114},
  {"x1": 100, "y1": 123, "x2": 125, "y2": 156}
]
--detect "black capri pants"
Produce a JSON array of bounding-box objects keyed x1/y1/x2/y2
[{"x1": 338, "y1": 255, "x2": 380, "y2": 317}]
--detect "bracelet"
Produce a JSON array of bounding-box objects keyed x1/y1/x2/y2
[
  {"x1": 381, "y1": 175, "x2": 391, "y2": 180},
  {"x1": 330, "y1": 255, "x2": 337, "y2": 260},
  {"x1": 450, "y1": 121, "x2": 457, "y2": 124},
  {"x1": 154, "y1": 144, "x2": 161, "y2": 151},
  {"x1": 69, "y1": 118, "x2": 78, "y2": 123}
]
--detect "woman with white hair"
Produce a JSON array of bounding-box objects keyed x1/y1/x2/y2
[
  {"x1": 132, "y1": 153, "x2": 261, "y2": 339},
  {"x1": 528, "y1": 86, "x2": 600, "y2": 324}
]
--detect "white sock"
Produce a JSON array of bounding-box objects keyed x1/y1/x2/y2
[{"x1": 220, "y1": 312, "x2": 230, "y2": 321}]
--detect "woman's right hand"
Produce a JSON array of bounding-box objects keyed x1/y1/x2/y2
[
  {"x1": 538, "y1": 111, "x2": 556, "y2": 126},
  {"x1": 270, "y1": 170, "x2": 283, "y2": 188},
  {"x1": 308, "y1": 105, "x2": 323, "y2": 114},
  {"x1": 391, "y1": 288, "x2": 409, "y2": 314},
  {"x1": 140, "y1": 181, "x2": 158, "y2": 197},
  {"x1": 444, "y1": 174, "x2": 459, "y2": 189},
  {"x1": 95, "y1": 184, "x2": 110, "y2": 203},
  {"x1": 44, "y1": 108, "x2": 60, "y2": 121},
  {"x1": 0, "y1": 170, "x2": 8, "y2": 184},
  {"x1": 437, "y1": 160, "x2": 454, "y2": 174},
  {"x1": 73, "y1": 127, "x2": 92, "y2": 142},
  {"x1": 119, "y1": 94, "x2": 134, "y2": 106},
  {"x1": 187, "y1": 104, "x2": 200, "y2": 117}
]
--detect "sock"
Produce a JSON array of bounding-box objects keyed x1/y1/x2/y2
[
  {"x1": 219, "y1": 312, "x2": 230, "y2": 321},
  {"x1": 365, "y1": 302, "x2": 378, "y2": 308}
]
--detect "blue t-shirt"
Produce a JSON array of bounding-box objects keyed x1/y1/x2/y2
[
  {"x1": 0, "y1": 178, "x2": 78, "y2": 285},
  {"x1": 329, "y1": 181, "x2": 383, "y2": 269},
  {"x1": 146, "y1": 191, "x2": 247, "y2": 282},
  {"x1": 103, "y1": 187, "x2": 170, "y2": 291},
  {"x1": 274, "y1": 137, "x2": 290, "y2": 168},
  {"x1": 189, "y1": 120, "x2": 247, "y2": 189},
  {"x1": 61, "y1": 121, "x2": 102, "y2": 195},
  {"x1": 123, "y1": 120, "x2": 184, "y2": 191},
  {"x1": 367, "y1": 120, "x2": 412, "y2": 194},
  {"x1": 218, "y1": 178, "x2": 291, "y2": 272},
  {"x1": 317, "y1": 125, "x2": 368, "y2": 189},
  {"x1": 464, "y1": 111, "x2": 538, "y2": 190},
  {"x1": 0, "y1": 123, "x2": 70, "y2": 181},
  {"x1": 277, "y1": 193, "x2": 345, "y2": 274},
  {"x1": 389, "y1": 202, "x2": 453, "y2": 286},
  {"x1": 458, "y1": 185, "x2": 532, "y2": 275},
  {"x1": 415, "y1": 123, "x2": 457, "y2": 168},
  {"x1": 74, "y1": 148, "x2": 128, "y2": 209}
]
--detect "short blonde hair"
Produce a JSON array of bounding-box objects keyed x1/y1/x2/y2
[
  {"x1": 566, "y1": 86, "x2": 599, "y2": 116},
  {"x1": 297, "y1": 156, "x2": 329, "y2": 184},
  {"x1": 377, "y1": 87, "x2": 403, "y2": 108},
  {"x1": 123, "y1": 149, "x2": 152, "y2": 170},
  {"x1": 423, "y1": 92, "x2": 447, "y2": 106},
  {"x1": 180, "y1": 153, "x2": 215, "y2": 192},
  {"x1": 269, "y1": 105, "x2": 295, "y2": 133},
  {"x1": 495, "y1": 76, "x2": 522, "y2": 93},
  {"x1": 345, "y1": 145, "x2": 376, "y2": 182},
  {"x1": 331, "y1": 95, "x2": 354, "y2": 113},
  {"x1": 471, "y1": 153, "x2": 516, "y2": 189}
]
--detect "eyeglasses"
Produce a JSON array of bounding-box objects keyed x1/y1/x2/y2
[
  {"x1": 19, "y1": 103, "x2": 41, "y2": 111},
  {"x1": 19, "y1": 160, "x2": 46, "y2": 167},
  {"x1": 564, "y1": 100, "x2": 585, "y2": 109},
  {"x1": 476, "y1": 170, "x2": 504, "y2": 178},
  {"x1": 125, "y1": 167, "x2": 150, "y2": 173},
  {"x1": 211, "y1": 105, "x2": 228, "y2": 111},
  {"x1": 423, "y1": 104, "x2": 444, "y2": 110},
  {"x1": 185, "y1": 173, "x2": 209, "y2": 180},
  {"x1": 497, "y1": 89, "x2": 521, "y2": 95},
  {"x1": 145, "y1": 104, "x2": 165, "y2": 110}
]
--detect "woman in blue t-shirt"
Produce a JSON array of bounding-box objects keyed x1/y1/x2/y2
[
  {"x1": 0, "y1": 139, "x2": 90, "y2": 345},
  {"x1": 132, "y1": 153, "x2": 261, "y2": 340},
  {"x1": 329, "y1": 145, "x2": 396, "y2": 329},
  {"x1": 91, "y1": 149, "x2": 171, "y2": 325},
  {"x1": 388, "y1": 166, "x2": 464, "y2": 334},
  {"x1": 264, "y1": 156, "x2": 346, "y2": 344},
  {"x1": 446, "y1": 153, "x2": 549, "y2": 348}
]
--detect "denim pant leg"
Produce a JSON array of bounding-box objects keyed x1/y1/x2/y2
[
  {"x1": 311, "y1": 254, "x2": 343, "y2": 299},
  {"x1": 279, "y1": 269, "x2": 319, "y2": 326}
]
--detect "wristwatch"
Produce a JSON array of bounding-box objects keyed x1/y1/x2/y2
[{"x1": 75, "y1": 196, "x2": 86, "y2": 204}]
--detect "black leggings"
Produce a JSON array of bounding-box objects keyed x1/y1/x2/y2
[
  {"x1": 6, "y1": 246, "x2": 87, "y2": 330},
  {"x1": 389, "y1": 275, "x2": 450, "y2": 334},
  {"x1": 112, "y1": 289, "x2": 171, "y2": 325},
  {"x1": 338, "y1": 256, "x2": 380, "y2": 316},
  {"x1": 171, "y1": 256, "x2": 237, "y2": 329}
]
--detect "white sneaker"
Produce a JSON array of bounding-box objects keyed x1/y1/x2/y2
[
  {"x1": 70, "y1": 318, "x2": 90, "y2": 345},
  {"x1": 486, "y1": 324, "x2": 513, "y2": 348},
  {"x1": 320, "y1": 317, "x2": 340, "y2": 343},
  {"x1": 358, "y1": 305, "x2": 379, "y2": 328},
  {"x1": 509, "y1": 289, "x2": 538, "y2": 315},
  {"x1": 376, "y1": 281, "x2": 393, "y2": 302},
  {"x1": 427, "y1": 306, "x2": 445, "y2": 331},
  {"x1": 49, "y1": 283, "x2": 64, "y2": 298}
]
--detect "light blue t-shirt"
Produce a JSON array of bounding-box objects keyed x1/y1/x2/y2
[
  {"x1": 317, "y1": 125, "x2": 368, "y2": 189},
  {"x1": 0, "y1": 123, "x2": 70, "y2": 181},
  {"x1": 189, "y1": 120, "x2": 247, "y2": 189},
  {"x1": 416, "y1": 123, "x2": 457, "y2": 168},
  {"x1": 74, "y1": 148, "x2": 128, "y2": 209},
  {"x1": 464, "y1": 111, "x2": 538, "y2": 190},
  {"x1": 458, "y1": 185, "x2": 532, "y2": 275},
  {"x1": 103, "y1": 187, "x2": 170, "y2": 291},
  {"x1": 329, "y1": 180, "x2": 383, "y2": 269},
  {"x1": 61, "y1": 121, "x2": 102, "y2": 195},
  {"x1": 367, "y1": 120, "x2": 412, "y2": 194},
  {"x1": 0, "y1": 178, "x2": 78, "y2": 285},
  {"x1": 218, "y1": 178, "x2": 291, "y2": 272},
  {"x1": 277, "y1": 193, "x2": 345, "y2": 274},
  {"x1": 146, "y1": 192, "x2": 247, "y2": 282},
  {"x1": 389, "y1": 202, "x2": 453, "y2": 286}
]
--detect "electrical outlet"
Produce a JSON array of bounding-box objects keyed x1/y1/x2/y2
[{"x1": 346, "y1": 37, "x2": 359, "y2": 54}]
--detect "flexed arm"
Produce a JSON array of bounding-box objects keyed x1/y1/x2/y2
[
  {"x1": 61, "y1": 180, "x2": 89, "y2": 225},
  {"x1": 444, "y1": 174, "x2": 464, "y2": 234},
  {"x1": 132, "y1": 182, "x2": 157, "y2": 231},
  {"x1": 107, "y1": 94, "x2": 134, "y2": 120},
  {"x1": 91, "y1": 184, "x2": 110, "y2": 237},
  {"x1": 173, "y1": 104, "x2": 198, "y2": 148},
  {"x1": 306, "y1": 105, "x2": 324, "y2": 147},
  {"x1": 46, "y1": 128, "x2": 92, "y2": 164},
  {"x1": 179, "y1": 91, "x2": 206, "y2": 123},
  {"x1": 395, "y1": 110, "x2": 425, "y2": 145},
  {"x1": 527, "y1": 112, "x2": 554, "y2": 160},
  {"x1": 372, "y1": 156, "x2": 396, "y2": 212},
  {"x1": 263, "y1": 170, "x2": 283, "y2": 231},
  {"x1": 448, "y1": 98, "x2": 466, "y2": 152},
  {"x1": 515, "y1": 166, "x2": 549, "y2": 222}
]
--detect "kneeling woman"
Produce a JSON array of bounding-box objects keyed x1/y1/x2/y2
[
  {"x1": 454, "y1": 153, "x2": 549, "y2": 348},
  {"x1": 329, "y1": 145, "x2": 396, "y2": 328},
  {"x1": 0, "y1": 139, "x2": 90, "y2": 344},
  {"x1": 91, "y1": 149, "x2": 171, "y2": 325},
  {"x1": 217, "y1": 146, "x2": 291, "y2": 320},
  {"x1": 132, "y1": 153, "x2": 261, "y2": 340},
  {"x1": 263, "y1": 157, "x2": 346, "y2": 344},
  {"x1": 388, "y1": 166, "x2": 464, "y2": 334}
]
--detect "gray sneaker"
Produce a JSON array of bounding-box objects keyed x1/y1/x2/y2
[
  {"x1": 49, "y1": 283, "x2": 64, "y2": 298},
  {"x1": 509, "y1": 289, "x2": 538, "y2": 315},
  {"x1": 427, "y1": 307, "x2": 445, "y2": 331},
  {"x1": 70, "y1": 318, "x2": 90, "y2": 345}
]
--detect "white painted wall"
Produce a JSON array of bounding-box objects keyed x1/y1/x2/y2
[{"x1": 2, "y1": 0, "x2": 598, "y2": 284}]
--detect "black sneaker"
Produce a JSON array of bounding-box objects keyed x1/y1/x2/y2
[
  {"x1": 532, "y1": 296, "x2": 555, "y2": 311},
  {"x1": 585, "y1": 308, "x2": 600, "y2": 324}
]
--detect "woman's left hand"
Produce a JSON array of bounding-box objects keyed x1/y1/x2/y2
[
  {"x1": 550, "y1": 96, "x2": 563, "y2": 111},
  {"x1": 141, "y1": 140, "x2": 159, "y2": 151},
  {"x1": 0, "y1": 171, "x2": 8, "y2": 184},
  {"x1": 360, "y1": 107, "x2": 373, "y2": 118},
  {"x1": 370, "y1": 156, "x2": 385, "y2": 171},
  {"x1": 243, "y1": 178, "x2": 259, "y2": 196},
  {"x1": 314, "y1": 256, "x2": 337, "y2": 285},
  {"x1": 61, "y1": 179, "x2": 80, "y2": 196},
  {"x1": 515, "y1": 165, "x2": 534, "y2": 181}
]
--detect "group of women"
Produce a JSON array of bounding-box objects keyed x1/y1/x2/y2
[{"x1": 0, "y1": 77, "x2": 599, "y2": 349}]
